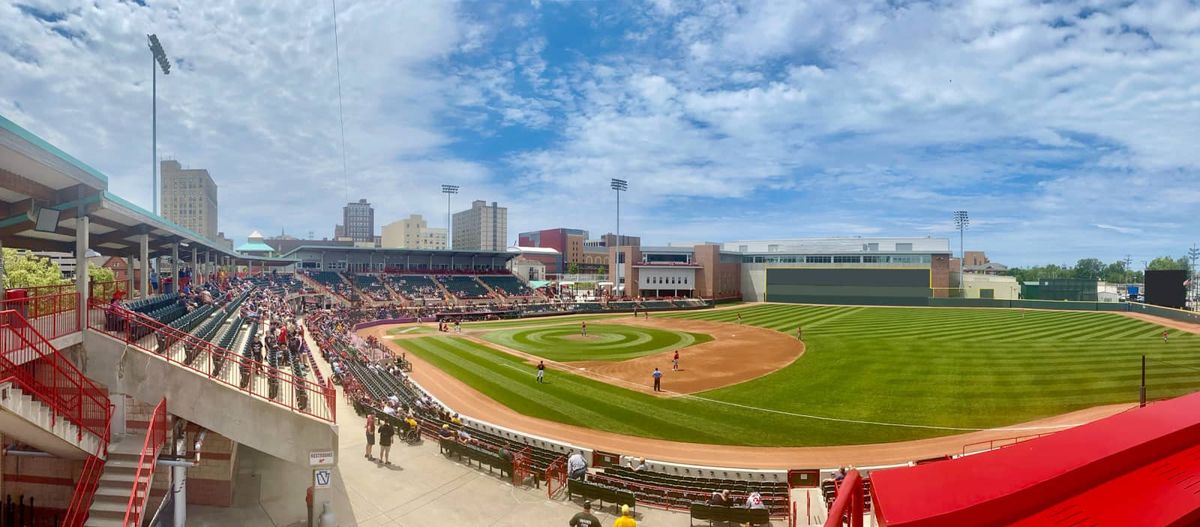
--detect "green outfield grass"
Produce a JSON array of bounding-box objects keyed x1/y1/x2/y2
[
  {"x1": 479, "y1": 324, "x2": 712, "y2": 361},
  {"x1": 394, "y1": 304, "x2": 1200, "y2": 447}
]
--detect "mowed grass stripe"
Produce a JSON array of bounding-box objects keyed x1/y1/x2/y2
[{"x1": 399, "y1": 304, "x2": 1200, "y2": 446}]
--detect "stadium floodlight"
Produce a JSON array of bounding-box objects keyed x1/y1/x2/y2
[
  {"x1": 148, "y1": 34, "x2": 171, "y2": 217},
  {"x1": 953, "y1": 210, "x2": 969, "y2": 296},
  {"x1": 611, "y1": 179, "x2": 628, "y2": 295},
  {"x1": 442, "y1": 184, "x2": 459, "y2": 249}
]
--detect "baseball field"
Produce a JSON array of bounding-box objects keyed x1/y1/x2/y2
[{"x1": 381, "y1": 304, "x2": 1200, "y2": 447}]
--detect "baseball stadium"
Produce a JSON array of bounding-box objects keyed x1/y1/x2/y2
[
  {"x1": 3, "y1": 105, "x2": 1200, "y2": 526},
  {"x1": 2, "y1": 5, "x2": 1200, "y2": 527}
]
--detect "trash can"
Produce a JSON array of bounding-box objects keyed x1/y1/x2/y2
[{"x1": 5, "y1": 288, "x2": 29, "y2": 318}]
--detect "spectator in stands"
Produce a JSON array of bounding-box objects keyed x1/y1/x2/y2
[
  {"x1": 834, "y1": 467, "x2": 847, "y2": 482},
  {"x1": 451, "y1": 413, "x2": 462, "y2": 425},
  {"x1": 709, "y1": 489, "x2": 730, "y2": 506},
  {"x1": 569, "y1": 501, "x2": 600, "y2": 527},
  {"x1": 378, "y1": 420, "x2": 395, "y2": 465},
  {"x1": 567, "y1": 450, "x2": 587, "y2": 480},
  {"x1": 404, "y1": 415, "x2": 420, "y2": 442},
  {"x1": 438, "y1": 424, "x2": 454, "y2": 440},
  {"x1": 633, "y1": 458, "x2": 647, "y2": 472},
  {"x1": 365, "y1": 413, "x2": 377, "y2": 460},
  {"x1": 745, "y1": 491, "x2": 766, "y2": 510},
  {"x1": 612, "y1": 504, "x2": 636, "y2": 527},
  {"x1": 456, "y1": 427, "x2": 473, "y2": 444}
]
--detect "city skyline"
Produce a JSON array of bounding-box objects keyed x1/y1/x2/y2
[{"x1": 2, "y1": 1, "x2": 1199, "y2": 266}]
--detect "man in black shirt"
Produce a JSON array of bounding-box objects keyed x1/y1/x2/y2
[
  {"x1": 378, "y1": 421, "x2": 395, "y2": 465},
  {"x1": 568, "y1": 501, "x2": 600, "y2": 527}
]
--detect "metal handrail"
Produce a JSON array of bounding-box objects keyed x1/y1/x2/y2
[
  {"x1": 62, "y1": 403, "x2": 114, "y2": 527},
  {"x1": 823, "y1": 470, "x2": 864, "y2": 527},
  {"x1": 122, "y1": 398, "x2": 167, "y2": 527},
  {"x1": 88, "y1": 300, "x2": 335, "y2": 423},
  {"x1": 0, "y1": 309, "x2": 112, "y2": 445}
]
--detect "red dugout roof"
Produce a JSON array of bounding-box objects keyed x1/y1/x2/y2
[{"x1": 871, "y1": 392, "x2": 1200, "y2": 526}]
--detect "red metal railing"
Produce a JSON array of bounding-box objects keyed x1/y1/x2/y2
[
  {"x1": 89, "y1": 280, "x2": 120, "y2": 302},
  {"x1": 87, "y1": 301, "x2": 335, "y2": 423},
  {"x1": 62, "y1": 404, "x2": 113, "y2": 527},
  {"x1": 0, "y1": 309, "x2": 111, "y2": 445},
  {"x1": 0, "y1": 292, "x2": 80, "y2": 341},
  {"x1": 123, "y1": 398, "x2": 167, "y2": 527},
  {"x1": 545, "y1": 456, "x2": 567, "y2": 499},
  {"x1": 512, "y1": 446, "x2": 533, "y2": 486},
  {"x1": 824, "y1": 470, "x2": 864, "y2": 527},
  {"x1": 961, "y1": 432, "x2": 1051, "y2": 456}
]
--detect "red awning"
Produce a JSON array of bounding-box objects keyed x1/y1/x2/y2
[{"x1": 871, "y1": 392, "x2": 1200, "y2": 526}]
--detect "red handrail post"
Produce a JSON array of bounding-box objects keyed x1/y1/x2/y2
[
  {"x1": 823, "y1": 470, "x2": 863, "y2": 527},
  {"x1": 123, "y1": 398, "x2": 167, "y2": 527}
]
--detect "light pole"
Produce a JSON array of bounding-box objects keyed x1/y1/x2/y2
[
  {"x1": 953, "y1": 210, "x2": 969, "y2": 297},
  {"x1": 148, "y1": 34, "x2": 171, "y2": 215},
  {"x1": 441, "y1": 184, "x2": 459, "y2": 249},
  {"x1": 611, "y1": 178, "x2": 628, "y2": 297}
]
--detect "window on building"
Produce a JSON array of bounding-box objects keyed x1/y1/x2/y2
[
  {"x1": 865, "y1": 242, "x2": 879, "y2": 251},
  {"x1": 833, "y1": 255, "x2": 860, "y2": 263},
  {"x1": 806, "y1": 255, "x2": 832, "y2": 263}
]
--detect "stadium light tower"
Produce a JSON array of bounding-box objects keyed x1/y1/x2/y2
[
  {"x1": 148, "y1": 34, "x2": 171, "y2": 215},
  {"x1": 442, "y1": 184, "x2": 459, "y2": 249},
  {"x1": 953, "y1": 210, "x2": 969, "y2": 296},
  {"x1": 611, "y1": 178, "x2": 628, "y2": 296}
]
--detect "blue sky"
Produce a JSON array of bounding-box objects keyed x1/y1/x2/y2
[{"x1": 2, "y1": 0, "x2": 1199, "y2": 266}]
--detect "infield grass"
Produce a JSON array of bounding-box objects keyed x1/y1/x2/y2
[
  {"x1": 394, "y1": 304, "x2": 1200, "y2": 446},
  {"x1": 479, "y1": 324, "x2": 713, "y2": 361}
]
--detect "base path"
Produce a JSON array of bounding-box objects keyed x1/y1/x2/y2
[
  {"x1": 570, "y1": 316, "x2": 804, "y2": 394},
  {"x1": 359, "y1": 324, "x2": 1131, "y2": 469}
]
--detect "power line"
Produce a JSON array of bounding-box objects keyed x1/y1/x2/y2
[{"x1": 330, "y1": 0, "x2": 350, "y2": 205}]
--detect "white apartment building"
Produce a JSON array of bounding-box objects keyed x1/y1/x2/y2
[{"x1": 381, "y1": 214, "x2": 447, "y2": 250}]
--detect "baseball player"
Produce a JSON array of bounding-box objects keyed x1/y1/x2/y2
[
  {"x1": 536, "y1": 360, "x2": 546, "y2": 383},
  {"x1": 672, "y1": 350, "x2": 680, "y2": 371}
]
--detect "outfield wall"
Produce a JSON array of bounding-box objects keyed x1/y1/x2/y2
[{"x1": 765, "y1": 268, "x2": 932, "y2": 305}]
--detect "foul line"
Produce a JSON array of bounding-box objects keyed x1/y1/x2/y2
[{"x1": 498, "y1": 354, "x2": 1083, "y2": 433}]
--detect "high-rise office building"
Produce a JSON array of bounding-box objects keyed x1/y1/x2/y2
[
  {"x1": 381, "y1": 214, "x2": 447, "y2": 250},
  {"x1": 342, "y1": 199, "x2": 375, "y2": 243},
  {"x1": 160, "y1": 159, "x2": 218, "y2": 239},
  {"x1": 452, "y1": 200, "x2": 507, "y2": 251}
]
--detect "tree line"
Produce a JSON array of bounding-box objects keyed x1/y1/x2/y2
[{"x1": 1006, "y1": 256, "x2": 1191, "y2": 284}]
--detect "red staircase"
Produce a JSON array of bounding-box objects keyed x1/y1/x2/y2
[{"x1": 0, "y1": 309, "x2": 111, "y2": 447}]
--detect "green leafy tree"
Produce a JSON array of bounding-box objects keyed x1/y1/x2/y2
[
  {"x1": 1, "y1": 248, "x2": 68, "y2": 289},
  {"x1": 1073, "y1": 258, "x2": 1105, "y2": 280},
  {"x1": 88, "y1": 266, "x2": 115, "y2": 283},
  {"x1": 1146, "y1": 256, "x2": 1189, "y2": 271},
  {"x1": 597, "y1": 265, "x2": 607, "y2": 275},
  {"x1": 567, "y1": 262, "x2": 579, "y2": 275}
]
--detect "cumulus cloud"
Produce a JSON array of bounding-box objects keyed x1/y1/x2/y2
[{"x1": 2, "y1": 0, "x2": 1198, "y2": 265}]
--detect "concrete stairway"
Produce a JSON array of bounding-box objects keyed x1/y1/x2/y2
[
  {"x1": 0, "y1": 381, "x2": 104, "y2": 459},
  {"x1": 84, "y1": 438, "x2": 152, "y2": 527}
]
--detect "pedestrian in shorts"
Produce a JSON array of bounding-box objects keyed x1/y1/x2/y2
[{"x1": 364, "y1": 413, "x2": 376, "y2": 460}]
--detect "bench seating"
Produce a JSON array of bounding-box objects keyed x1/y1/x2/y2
[
  {"x1": 566, "y1": 478, "x2": 636, "y2": 510},
  {"x1": 439, "y1": 439, "x2": 513, "y2": 478},
  {"x1": 688, "y1": 503, "x2": 770, "y2": 526}
]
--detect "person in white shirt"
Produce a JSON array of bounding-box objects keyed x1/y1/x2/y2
[{"x1": 567, "y1": 451, "x2": 587, "y2": 480}]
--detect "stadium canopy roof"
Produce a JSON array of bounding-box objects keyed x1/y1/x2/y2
[
  {"x1": 870, "y1": 391, "x2": 1200, "y2": 526},
  {"x1": 0, "y1": 113, "x2": 296, "y2": 265},
  {"x1": 280, "y1": 245, "x2": 516, "y2": 260}
]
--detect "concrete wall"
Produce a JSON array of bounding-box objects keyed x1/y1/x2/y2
[{"x1": 82, "y1": 332, "x2": 338, "y2": 467}]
